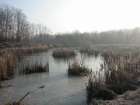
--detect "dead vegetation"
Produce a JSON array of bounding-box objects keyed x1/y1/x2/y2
[
  {"x1": 80, "y1": 48, "x2": 99, "y2": 56},
  {"x1": 0, "y1": 50, "x2": 17, "y2": 81},
  {"x1": 0, "y1": 45, "x2": 49, "y2": 80},
  {"x1": 87, "y1": 51, "x2": 140, "y2": 104},
  {"x1": 20, "y1": 63, "x2": 49, "y2": 74},
  {"x1": 52, "y1": 48, "x2": 76, "y2": 58},
  {"x1": 68, "y1": 60, "x2": 90, "y2": 76}
]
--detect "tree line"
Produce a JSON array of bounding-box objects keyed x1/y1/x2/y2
[
  {"x1": 0, "y1": 5, "x2": 48, "y2": 42},
  {"x1": 1, "y1": 5, "x2": 140, "y2": 47},
  {"x1": 32, "y1": 28, "x2": 140, "y2": 47}
]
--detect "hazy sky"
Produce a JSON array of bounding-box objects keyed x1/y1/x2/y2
[{"x1": 1, "y1": 0, "x2": 140, "y2": 33}]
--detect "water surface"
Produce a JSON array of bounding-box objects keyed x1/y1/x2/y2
[{"x1": 0, "y1": 50, "x2": 104, "y2": 105}]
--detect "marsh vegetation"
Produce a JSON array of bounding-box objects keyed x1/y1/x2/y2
[
  {"x1": 0, "y1": 49, "x2": 104, "y2": 105},
  {"x1": 1, "y1": 46, "x2": 140, "y2": 105},
  {"x1": 0, "y1": 50, "x2": 16, "y2": 81},
  {"x1": 20, "y1": 63, "x2": 49, "y2": 74},
  {"x1": 68, "y1": 61, "x2": 90, "y2": 76},
  {"x1": 87, "y1": 51, "x2": 140, "y2": 104},
  {"x1": 0, "y1": 4, "x2": 140, "y2": 105},
  {"x1": 52, "y1": 48, "x2": 76, "y2": 58}
]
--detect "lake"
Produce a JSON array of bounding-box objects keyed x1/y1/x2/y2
[{"x1": 0, "y1": 49, "x2": 104, "y2": 105}]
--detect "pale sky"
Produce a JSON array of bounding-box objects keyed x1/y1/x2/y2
[{"x1": 1, "y1": 0, "x2": 140, "y2": 33}]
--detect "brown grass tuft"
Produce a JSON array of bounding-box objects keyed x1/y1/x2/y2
[{"x1": 0, "y1": 50, "x2": 16, "y2": 80}]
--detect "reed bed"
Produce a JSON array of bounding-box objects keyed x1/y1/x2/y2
[
  {"x1": 87, "y1": 51, "x2": 140, "y2": 104},
  {"x1": 0, "y1": 45, "x2": 48, "y2": 80},
  {"x1": 68, "y1": 61, "x2": 90, "y2": 76},
  {"x1": 80, "y1": 48, "x2": 99, "y2": 56},
  {"x1": 52, "y1": 48, "x2": 76, "y2": 58},
  {"x1": 0, "y1": 50, "x2": 17, "y2": 81},
  {"x1": 12, "y1": 44, "x2": 48, "y2": 56},
  {"x1": 86, "y1": 71, "x2": 117, "y2": 104},
  {"x1": 20, "y1": 63, "x2": 49, "y2": 74},
  {"x1": 0, "y1": 45, "x2": 49, "y2": 81}
]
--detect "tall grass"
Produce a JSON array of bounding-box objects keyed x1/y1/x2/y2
[
  {"x1": 12, "y1": 44, "x2": 48, "y2": 56},
  {"x1": 68, "y1": 62, "x2": 90, "y2": 76},
  {"x1": 20, "y1": 63, "x2": 49, "y2": 74},
  {"x1": 0, "y1": 44, "x2": 48, "y2": 81},
  {"x1": 80, "y1": 48, "x2": 99, "y2": 56},
  {"x1": 0, "y1": 50, "x2": 17, "y2": 81},
  {"x1": 52, "y1": 48, "x2": 76, "y2": 58},
  {"x1": 87, "y1": 51, "x2": 140, "y2": 104}
]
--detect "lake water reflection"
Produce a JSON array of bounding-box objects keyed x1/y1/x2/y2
[{"x1": 0, "y1": 50, "x2": 104, "y2": 105}]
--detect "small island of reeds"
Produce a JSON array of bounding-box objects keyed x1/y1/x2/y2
[
  {"x1": 52, "y1": 48, "x2": 76, "y2": 58},
  {"x1": 68, "y1": 61, "x2": 90, "y2": 76},
  {"x1": 80, "y1": 48, "x2": 99, "y2": 56}
]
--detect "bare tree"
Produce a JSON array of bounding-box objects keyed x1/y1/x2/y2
[
  {"x1": 15, "y1": 9, "x2": 29, "y2": 42},
  {"x1": 0, "y1": 5, "x2": 14, "y2": 41},
  {"x1": 0, "y1": 5, "x2": 30, "y2": 42}
]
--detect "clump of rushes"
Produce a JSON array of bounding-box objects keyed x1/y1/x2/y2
[
  {"x1": 87, "y1": 52, "x2": 140, "y2": 104},
  {"x1": 86, "y1": 72, "x2": 117, "y2": 104},
  {"x1": 21, "y1": 63, "x2": 49, "y2": 74},
  {"x1": 52, "y1": 48, "x2": 76, "y2": 58},
  {"x1": 0, "y1": 50, "x2": 16, "y2": 81},
  {"x1": 68, "y1": 61, "x2": 90, "y2": 76},
  {"x1": 14, "y1": 44, "x2": 48, "y2": 56},
  {"x1": 80, "y1": 48, "x2": 99, "y2": 56},
  {"x1": 105, "y1": 69, "x2": 137, "y2": 94}
]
